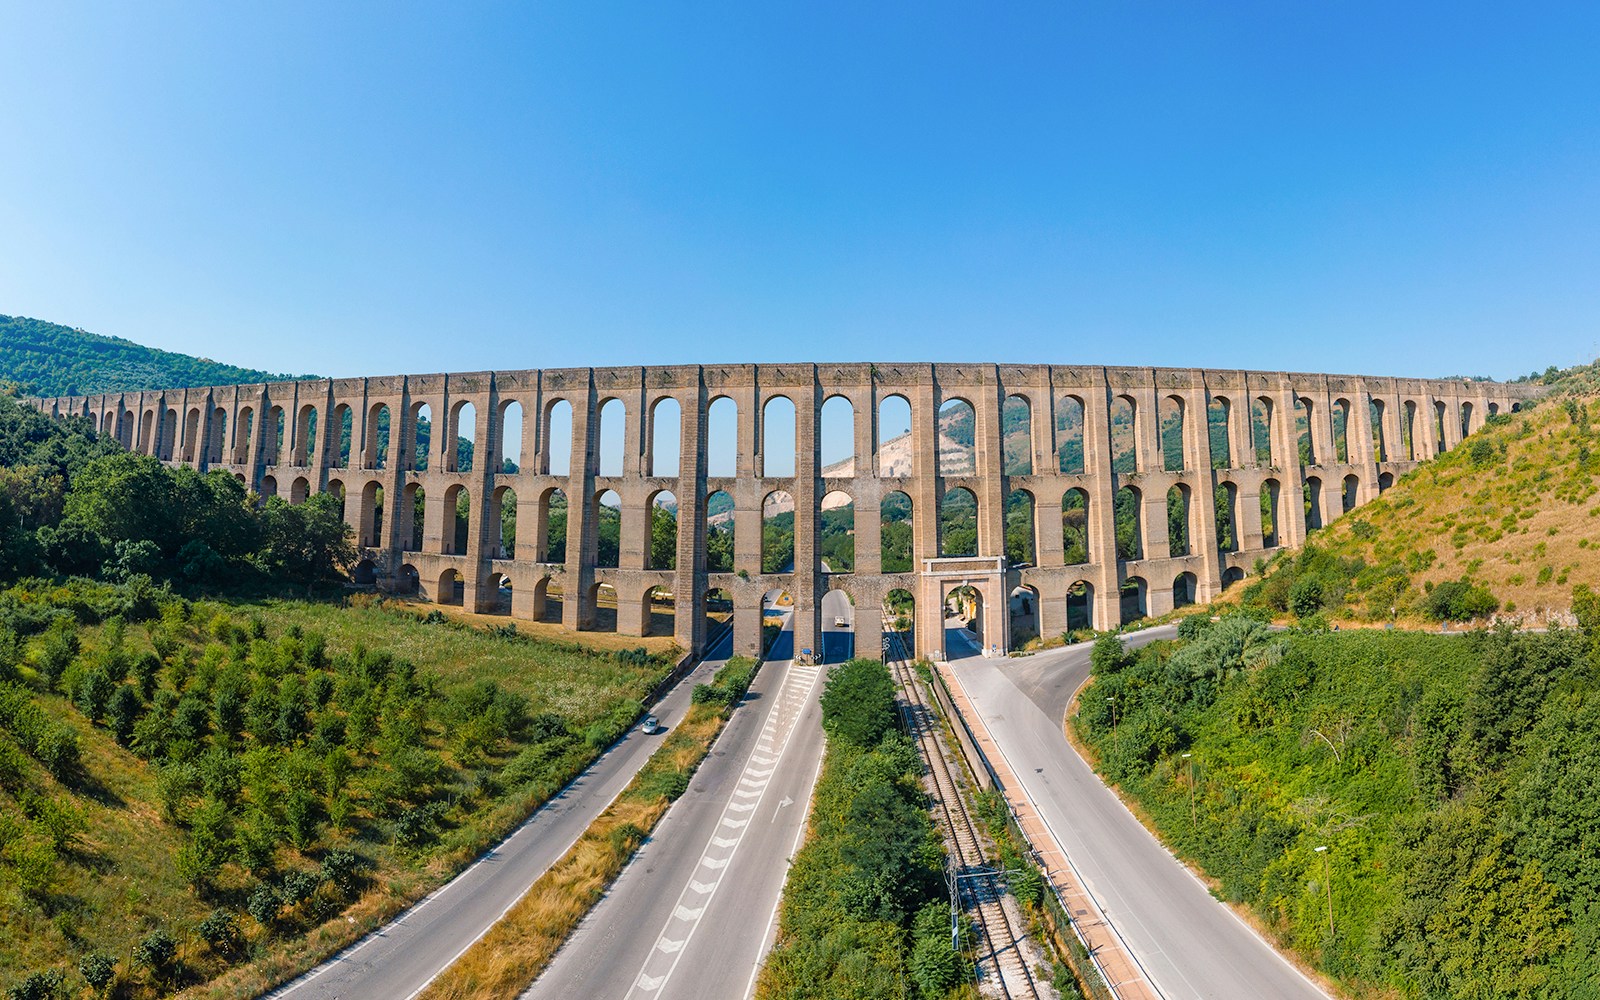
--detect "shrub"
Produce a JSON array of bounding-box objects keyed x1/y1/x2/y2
[
  {"x1": 1089, "y1": 634, "x2": 1127, "y2": 675},
  {"x1": 198, "y1": 909, "x2": 242, "y2": 955},
  {"x1": 819, "y1": 659, "x2": 897, "y2": 749},
  {"x1": 78, "y1": 952, "x2": 116, "y2": 992},
  {"x1": 6, "y1": 970, "x2": 65, "y2": 1000},
  {"x1": 134, "y1": 928, "x2": 177, "y2": 977},
  {"x1": 1288, "y1": 577, "x2": 1324, "y2": 619},
  {"x1": 1422, "y1": 580, "x2": 1500, "y2": 622}
]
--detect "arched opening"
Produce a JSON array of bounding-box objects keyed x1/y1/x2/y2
[
  {"x1": 821, "y1": 588, "x2": 855, "y2": 661},
  {"x1": 1487, "y1": 402, "x2": 1500, "y2": 418},
  {"x1": 544, "y1": 399, "x2": 573, "y2": 476},
  {"x1": 885, "y1": 588, "x2": 915, "y2": 655},
  {"x1": 1342, "y1": 475, "x2": 1359, "y2": 513},
  {"x1": 1005, "y1": 489, "x2": 1035, "y2": 566},
  {"x1": 411, "y1": 402, "x2": 433, "y2": 472},
  {"x1": 641, "y1": 584, "x2": 675, "y2": 637},
  {"x1": 1215, "y1": 482, "x2": 1239, "y2": 552},
  {"x1": 762, "y1": 490, "x2": 794, "y2": 573},
  {"x1": 1207, "y1": 397, "x2": 1232, "y2": 468},
  {"x1": 1066, "y1": 581, "x2": 1093, "y2": 633},
  {"x1": 260, "y1": 475, "x2": 279, "y2": 499},
  {"x1": 762, "y1": 588, "x2": 793, "y2": 658},
  {"x1": 648, "y1": 490, "x2": 677, "y2": 570},
  {"x1": 403, "y1": 484, "x2": 425, "y2": 551},
  {"x1": 1159, "y1": 396, "x2": 1185, "y2": 472},
  {"x1": 705, "y1": 587, "x2": 733, "y2": 641},
  {"x1": 1332, "y1": 399, "x2": 1351, "y2": 463},
  {"x1": 1460, "y1": 401, "x2": 1474, "y2": 439},
  {"x1": 325, "y1": 479, "x2": 347, "y2": 521},
  {"x1": 1379, "y1": 471, "x2": 1395, "y2": 492},
  {"x1": 438, "y1": 485, "x2": 467, "y2": 554},
  {"x1": 1251, "y1": 397, "x2": 1274, "y2": 466},
  {"x1": 539, "y1": 487, "x2": 567, "y2": 562},
  {"x1": 762, "y1": 396, "x2": 796, "y2": 478},
  {"x1": 1261, "y1": 478, "x2": 1282, "y2": 548},
  {"x1": 1433, "y1": 401, "x2": 1447, "y2": 454},
  {"x1": 938, "y1": 398, "x2": 976, "y2": 476},
  {"x1": 397, "y1": 563, "x2": 420, "y2": 595},
  {"x1": 534, "y1": 576, "x2": 562, "y2": 622},
  {"x1": 940, "y1": 486, "x2": 978, "y2": 557},
  {"x1": 1370, "y1": 399, "x2": 1387, "y2": 462},
  {"x1": 1221, "y1": 566, "x2": 1246, "y2": 591},
  {"x1": 1167, "y1": 484, "x2": 1191, "y2": 557},
  {"x1": 1304, "y1": 476, "x2": 1324, "y2": 531},
  {"x1": 450, "y1": 401, "x2": 477, "y2": 473},
  {"x1": 290, "y1": 476, "x2": 310, "y2": 505},
  {"x1": 139, "y1": 409, "x2": 154, "y2": 455},
  {"x1": 182, "y1": 407, "x2": 201, "y2": 463},
  {"x1": 294, "y1": 404, "x2": 317, "y2": 465},
  {"x1": 497, "y1": 399, "x2": 524, "y2": 473},
  {"x1": 366, "y1": 403, "x2": 390, "y2": 470},
  {"x1": 1056, "y1": 394, "x2": 1086, "y2": 474},
  {"x1": 119, "y1": 408, "x2": 135, "y2": 449},
  {"x1": 333, "y1": 404, "x2": 354, "y2": 468},
  {"x1": 881, "y1": 490, "x2": 913, "y2": 572},
  {"x1": 492, "y1": 486, "x2": 518, "y2": 559},
  {"x1": 1003, "y1": 394, "x2": 1033, "y2": 475},
  {"x1": 1402, "y1": 400, "x2": 1418, "y2": 460},
  {"x1": 265, "y1": 406, "x2": 285, "y2": 465},
  {"x1": 1511, "y1": 402, "x2": 1521, "y2": 413},
  {"x1": 589, "y1": 583, "x2": 619, "y2": 633},
  {"x1": 1120, "y1": 577, "x2": 1148, "y2": 625},
  {"x1": 820, "y1": 395, "x2": 855, "y2": 476},
  {"x1": 820, "y1": 490, "x2": 854, "y2": 572},
  {"x1": 597, "y1": 398, "x2": 625, "y2": 476},
  {"x1": 1010, "y1": 585, "x2": 1040, "y2": 649},
  {"x1": 1062, "y1": 489, "x2": 1089, "y2": 565},
  {"x1": 438, "y1": 569, "x2": 464, "y2": 607},
  {"x1": 707, "y1": 396, "x2": 738, "y2": 477},
  {"x1": 1295, "y1": 397, "x2": 1313, "y2": 465},
  {"x1": 594, "y1": 489, "x2": 621, "y2": 567},
  {"x1": 486, "y1": 573, "x2": 513, "y2": 615},
  {"x1": 1173, "y1": 572, "x2": 1197, "y2": 609},
  {"x1": 360, "y1": 481, "x2": 383, "y2": 547},
  {"x1": 1114, "y1": 486, "x2": 1142, "y2": 560},
  {"x1": 207, "y1": 408, "x2": 227, "y2": 464},
  {"x1": 648, "y1": 398, "x2": 680, "y2": 478},
  {"x1": 352, "y1": 558, "x2": 378, "y2": 586},
  {"x1": 706, "y1": 490, "x2": 734, "y2": 573},
  {"x1": 944, "y1": 585, "x2": 984, "y2": 655},
  {"x1": 1109, "y1": 395, "x2": 1137, "y2": 473},
  {"x1": 877, "y1": 394, "x2": 912, "y2": 477},
  {"x1": 161, "y1": 408, "x2": 178, "y2": 461}
]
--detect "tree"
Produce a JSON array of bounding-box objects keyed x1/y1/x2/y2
[{"x1": 819, "y1": 659, "x2": 897, "y2": 749}]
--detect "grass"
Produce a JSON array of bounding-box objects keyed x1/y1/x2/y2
[{"x1": 416, "y1": 657, "x2": 757, "y2": 1000}]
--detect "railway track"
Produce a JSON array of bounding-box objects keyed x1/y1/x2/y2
[{"x1": 882, "y1": 622, "x2": 1043, "y2": 1000}]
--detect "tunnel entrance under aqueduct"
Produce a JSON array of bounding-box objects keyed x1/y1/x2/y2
[{"x1": 32, "y1": 364, "x2": 1538, "y2": 662}]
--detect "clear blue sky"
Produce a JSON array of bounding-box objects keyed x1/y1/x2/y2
[{"x1": 2, "y1": 2, "x2": 1597, "y2": 382}]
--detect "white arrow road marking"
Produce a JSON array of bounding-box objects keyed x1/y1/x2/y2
[
  {"x1": 771, "y1": 795, "x2": 794, "y2": 821},
  {"x1": 656, "y1": 939, "x2": 684, "y2": 954},
  {"x1": 689, "y1": 879, "x2": 718, "y2": 893},
  {"x1": 700, "y1": 857, "x2": 729, "y2": 870},
  {"x1": 728, "y1": 801, "x2": 755, "y2": 813},
  {"x1": 636, "y1": 974, "x2": 664, "y2": 991},
  {"x1": 673, "y1": 905, "x2": 704, "y2": 920},
  {"x1": 711, "y1": 836, "x2": 738, "y2": 848},
  {"x1": 721, "y1": 817, "x2": 748, "y2": 829}
]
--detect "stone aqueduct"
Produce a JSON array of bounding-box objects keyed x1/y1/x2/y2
[{"x1": 31, "y1": 364, "x2": 1538, "y2": 660}]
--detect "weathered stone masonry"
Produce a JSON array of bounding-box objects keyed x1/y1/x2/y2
[{"x1": 30, "y1": 364, "x2": 1540, "y2": 661}]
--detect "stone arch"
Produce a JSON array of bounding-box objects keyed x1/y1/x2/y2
[
  {"x1": 1109, "y1": 395, "x2": 1137, "y2": 473},
  {"x1": 877, "y1": 393, "x2": 912, "y2": 477},
  {"x1": 1207, "y1": 396, "x2": 1232, "y2": 468},
  {"x1": 1120, "y1": 577, "x2": 1148, "y2": 624},
  {"x1": 1061, "y1": 488, "x2": 1090, "y2": 564},
  {"x1": 487, "y1": 572, "x2": 514, "y2": 615},
  {"x1": 290, "y1": 476, "x2": 311, "y2": 505},
  {"x1": 1487, "y1": 402, "x2": 1500, "y2": 418},
  {"x1": 820, "y1": 394, "x2": 855, "y2": 476},
  {"x1": 402, "y1": 483, "x2": 425, "y2": 551},
  {"x1": 647, "y1": 489, "x2": 678, "y2": 570},
  {"x1": 161, "y1": 407, "x2": 178, "y2": 461},
  {"x1": 1369, "y1": 398, "x2": 1387, "y2": 461},
  {"x1": 207, "y1": 407, "x2": 227, "y2": 464},
  {"x1": 1332, "y1": 398, "x2": 1352, "y2": 463},
  {"x1": 648, "y1": 397, "x2": 680, "y2": 477},
  {"x1": 491, "y1": 485, "x2": 518, "y2": 559},
  {"x1": 533, "y1": 574, "x2": 562, "y2": 622},
  {"x1": 1114, "y1": 485, "x2": 1142, "y2": 560},
  {"x1": 938, "y1": 397, "x2": 976, "y2": 476},
  {"x1": 940, "y1": 486, "x2": 978, "y2": 557},
  {"x1": 260, "y1": 474, "x2": 279, "y2": 499},
  {"x1": 594, "y1": 489, "x2": 621, "y2": 567},
  {"x1": 1215, "y1": 481, "x2": 1239, "y2": 552},
  {"x1": 1005, "y1": 488, "x2": 1036, "y2": 565},
  {"x1": 1294, "y1": 396, "x2": 1314, "y2": 465},
  {"x1": 597, "y1": 398, "x2": 626, "y2": 476},
  {"x1": 1167, "y1": 483, "x2": 1192, "y2": 556},
  {"x1": 332, "y1": 403, "x2": 354, "y2": 468},
  {"x1": 1221, "y1": 566, "x2": 1246, "y2": 590},
  {"x1": 182, "y1": 407, "x2": 201, "y2": 463},
  {"x1": 641, "y1": 585, "x2": 673, "y2": 637},
  {"x1": 539, "y1": 486, "x2": 567, "y2": 562},
  {"x1": 705, "y1": 489, "x2": 734, "y2": 572},
  {"x1": 444, "y1": 484, "x2": 470, "y2": 555},
  {"x1": 589, "y1": 582, "x2": 620, "y2": 633},
  {"x1": 325, "y1": 478, "x2": 347, "y2": 521},
  {"x1": 397, "y1": 563, "x2": 420, "y2": 595},
  {"x1": 1342, "y1": 474, "x2": 1360, "y2": 512},
  {"x1": 543, "y1": 398, "x2": 573, "y2": 476},
  {"x1": 821, "y1": 586, "x2": 856, "y2": 660},
  {"x1": 266, "y1": 406, "x2": 285, "y2": 465},
  {"x1": 438, "y1": 568, "x2": 465, "y2": 606},
  {"x1": 294, "y1": 403, "x2": 317, "y2": 465},
  {"x1": 1003, "y1": 394, "x2": 1033, "y2": 475},
  {"x1": 885, "y1": 587, "x2": 916, "y2": 654},
  {"x1": 1251, "y1": 396, "x2": 1274, "y2": 466},
  {"x1": 1066, "y1": 580, "x2": 1093, "y2": 632},
  {"x1": 1460, "y1": 401, "x2": 1474, "y2": 439},
  {"x1": 820, "y1": 489, "x2": 854, "y2": 572},
  {"x1": 761, "y1": 395, "x2": 796, "y2": 478},
  {"x1": 1304, "y1": 475, "x2": 1324, "y2": 531},
  {"x1": 498, "y1": 399, "x2": 524, "y2": 473},
  {"x1": 1159, "y1": 395, "x2": 1185, "y2": 472},
  {"x1": 360, "y1": 481, "x2": 383, "y2": 547},
  {"x1": 762, "y1": 490, "x2": 794, "y2": 573},
  {"x1": 118, "y1": 408, "x2": 134, "y2": 449},
  {"x1": 1261, "y1": 478, "x2": 1282, "y2": 548},
  {"x1": 1173, "y1": 572, "x2": 1197, "y2": 609},
  {"x1": 945, "y1": 584, "x2": 984, "y2": 653},
  {"x1": 1010, "y1": 584, "x2": 1041, "y2": 648},
  {"x1": 762, "y1": 587, "x2": 794, "y2": 658},
  {"x1": 1433, "y1": 401, "x2": 1447, "y2": 454},
  {"x1": 352, "y1": 558, "x2": 378, "y2": 586},
  {"x1": 880, "y1": 490, "x2": 914, "y2": 572},
  {"x1": 1402, "y1": 400, "x2": 1418, "y2": 460},
  {"x1": 1379, "y1": 471, "x2": 1395, "y2": 492},
  {"x1": 410, "y1": 402, "x2": 432, "y2": 471},
  {"x1": 1057, "y1": 393, "x2": 1086, "y2": 474},
  {"x1": 707, "y1": 395, "x2": 738, "y2": 477},
  {"x1": 448, "y1": 400, "x2": 476, "y2": 473},
  {"x1": 366, "y1": 402, "x2": 391, "y2": 469},
  {"x1": 139, "y1": 409, "x2": 154, "y2": 455}
]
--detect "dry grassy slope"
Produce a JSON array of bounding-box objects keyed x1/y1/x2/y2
[{"x1": 1285, "y1": 394, "x2": 1600, "y2": 622}]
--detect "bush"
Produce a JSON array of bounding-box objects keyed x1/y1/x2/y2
[
  {"x1": 819, "y1": 659, "x2": 897, "y2": 749},
  {"x1": 6, "y1": 970, "x2": 65, "y2": 1000},
  {"x1": 134, "y1": 928, "x2": 176, "y2": 976},
  {"x1": 1089, "y1": 634, "x2": 1127, "y2": 675},
  {"x1": 198, "y1": 909, "x2": 242, "y2": 955},
  {"x1": 77, "y1": 952, "x2": 115, "y2": 992},
  {"x1": 1288, "y1": 577, "x2": 1324, "y2": 619},
  {"x1": 1422, "y1": 580, "x2": 1500, "y2": 622}
]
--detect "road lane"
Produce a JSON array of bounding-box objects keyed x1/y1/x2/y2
[
  {"x1": 947, "y1": 632, "x2": 1331, "y2": 1000},
  {"x1": 267, "y1": 628, "x2": 734, "y2": 1000},
  {"x1": 527, "y1": 612, "x2": 832, "y2": 1000}
]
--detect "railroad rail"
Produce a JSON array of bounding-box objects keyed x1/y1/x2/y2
[{"x1": 882, "y1": 622, "x2": 1043, "y2": 1000}]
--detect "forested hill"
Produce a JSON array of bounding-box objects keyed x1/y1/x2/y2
[{"x1": 0, "y1": 314, "x2": 311, "y2": 397}]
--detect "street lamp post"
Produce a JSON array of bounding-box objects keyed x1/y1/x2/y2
[
  {"x1": 1314, "y1": 845, "x2": 1333, "y2": 938},
  {"x1": 1182, "y1": 752, "x2": 1195, "y2": 828}
]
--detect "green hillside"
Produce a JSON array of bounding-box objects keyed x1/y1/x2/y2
[{"x1": 0, "y1": 314, "x2": 310, "y2": 398}]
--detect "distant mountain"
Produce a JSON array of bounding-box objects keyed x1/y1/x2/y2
[{"x1": 0, "y1": 313, "x2": 313, "y2": 397}]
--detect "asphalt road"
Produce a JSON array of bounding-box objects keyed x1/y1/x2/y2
[
  {"x1": 265, "y1": 628, "x2": 734, "y2": 1000},
  {"x1": 948, "y1": 629, "x2": 1332, "y2": 1000},
  {"x1": 526, "y1": 610, "x2": 842, "y2": 1000}
]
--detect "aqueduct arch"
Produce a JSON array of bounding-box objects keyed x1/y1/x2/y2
[{"x1": 31, "y1": 364, "x2": 1539, "y2": 661}]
